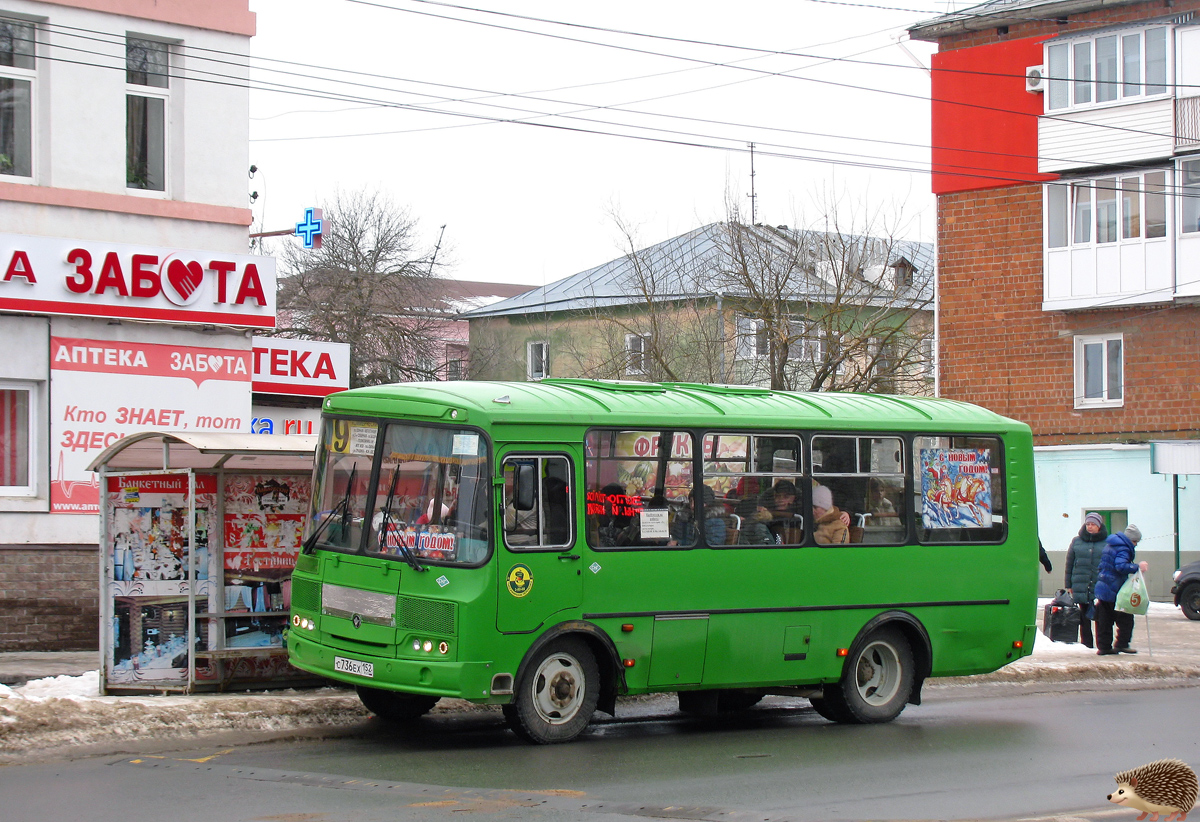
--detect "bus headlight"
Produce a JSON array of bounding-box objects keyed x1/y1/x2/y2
[{"x1": 422, "y1": 640, "x2": 433, "y2": 652}]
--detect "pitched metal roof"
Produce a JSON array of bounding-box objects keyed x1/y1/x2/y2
[
  {"x1": 908, "y1": 0, "x2": 1144, "y2": 40},
  {"x1": 459, "y1": 223, "x2": 933, "y2": 320}
]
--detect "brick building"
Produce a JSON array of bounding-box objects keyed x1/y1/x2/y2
[{"x1": 909, "y1": 0, "x2": 1200, "y2": 593}]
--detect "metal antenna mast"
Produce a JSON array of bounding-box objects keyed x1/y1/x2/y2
[{"x1": 748, "y1": 143, "x2": 758, "y2": 225}]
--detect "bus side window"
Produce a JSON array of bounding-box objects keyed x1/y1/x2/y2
[
  {"x1": 503, "y1": 456, "x2": 574, "y2": 549},
  {"x1": 811, "y1": 436, "x2": 906, "y2": 545},
  {"x1": 913, "y1": 435, "x2": 1005, "y2": 543}
]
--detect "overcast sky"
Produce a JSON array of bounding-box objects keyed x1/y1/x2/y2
[{"x1": 246, "y1": 0, "x2": 940, "y2": 286}]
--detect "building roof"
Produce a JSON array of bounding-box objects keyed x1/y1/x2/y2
[
  {"x1": 908, "y1": 0, "x2": 1144, "y2": 40},
  {"x1": 437, "y1": 279, "x2": 534, "y2": 314},
  {"x1": 459, "y1": 223, "x2": 933, "y2": 320}
]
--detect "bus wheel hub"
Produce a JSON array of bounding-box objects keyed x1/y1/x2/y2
[{"x1": 550, "y1": 671, "x2": 576, "y2": 706}]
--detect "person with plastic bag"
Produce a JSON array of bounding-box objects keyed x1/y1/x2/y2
[
  {"x1": 1064, "y1": 512, "x2": 1107, "y2": 648},
  {"x1": 1094, "y1": 523, "x2": 1149, "y2": 656}
]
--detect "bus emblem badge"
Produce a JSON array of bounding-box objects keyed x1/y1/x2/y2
[
  {"x1": 352, "y1": 614, "x2": 362, "y2": 629},
  {"x1": 589, "y1": 562, "x2": 601, "y2": 574},
  {"x1": 506, "y1": 564, "x2": 534, "y2": 598}
]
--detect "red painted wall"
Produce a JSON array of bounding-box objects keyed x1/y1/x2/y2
[{"x1": 931, "y1": 36, "x2": 1055, "y2": 194}]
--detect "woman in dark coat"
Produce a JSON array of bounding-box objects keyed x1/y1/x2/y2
[{"x1": 1063, "y1": 512, "x2": 1107, "y2": 648}]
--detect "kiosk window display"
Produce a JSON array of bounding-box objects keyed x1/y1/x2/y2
[{"x1": 91, "y1": 432, "x2": 319, "y2": 693}]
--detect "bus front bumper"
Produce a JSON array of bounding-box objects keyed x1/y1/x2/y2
[{"x1": 288, "y1": 636, "x2": 500, "y2": 702}]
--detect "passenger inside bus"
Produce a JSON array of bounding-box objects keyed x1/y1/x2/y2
[
  {"x1": 668, "y1": 485, "x2": 726, "y2": 546},
  {"x1": 812, "y1": 484, "x2": 850, "y2": 544},
  {"x1": 762, "y1": 479, "x2": 804, "y2": 544},
  {"x1": 594, "y1": 483, "x2": 636, "y2": 547},
  {"x1": 736, "y1": 497, "x2": 775, "y2": 545}
]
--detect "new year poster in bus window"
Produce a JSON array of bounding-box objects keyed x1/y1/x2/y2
[{"x1": 920, "y1": 449, "x2": 992, "y2": 529}]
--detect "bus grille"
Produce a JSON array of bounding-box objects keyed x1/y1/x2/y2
[
  {"x1": 397, "y1": 597, "x2": 456, "y2": 635},
  {"x1": 291, "y1": 577, "x2": 321, "y2": 613}
]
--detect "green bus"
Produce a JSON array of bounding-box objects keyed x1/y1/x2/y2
[{"x1": 287, "y1": 379, "x2": 1038, "y2": 743}]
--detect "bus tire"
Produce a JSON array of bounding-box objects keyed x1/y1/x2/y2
[
  {"x1": 824, "y1": 627, "x2": 914, "y2": 724},
  {"x1": 507, "y1": 637, "x2": 599, "y2": 744},
  {"x1": 355, "y1": 686, "x2": 440, "y2": 722},
  {"x1": 717, "y1": 689, "x2": 764, "y2": 712},
  {"x1": 809, "y1": 693, "x2": 851, "y2": 723}
]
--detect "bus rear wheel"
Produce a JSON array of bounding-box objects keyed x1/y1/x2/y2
[
  {"x1": 822, "y1": 627, "x2": 914, "y2": 724},
  {"x1": 356, "y1": 686, "x2": 440, "y2": 722},
  {"x1": 507, "y1": 638, "x2": 599, "y2": 744}
]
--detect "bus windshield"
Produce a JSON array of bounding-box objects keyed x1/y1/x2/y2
[{"x1": 305, "y1": 418, "x2": 491, "y2": 565}]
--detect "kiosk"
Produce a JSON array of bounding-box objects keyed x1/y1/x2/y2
[{"x1": 88, "y1": 431, "x2": 320, "y2": 694}]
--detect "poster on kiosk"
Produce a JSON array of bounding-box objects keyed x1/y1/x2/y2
[{"x1": 102, "y1": 468, "x2": 312, "y2": 692}]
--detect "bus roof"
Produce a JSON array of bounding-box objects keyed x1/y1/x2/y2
[{"x1": 324, "y1": 380, "x2": 1028, "y2": 435}]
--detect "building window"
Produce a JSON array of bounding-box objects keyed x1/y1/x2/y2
[
  {"x1": 527, "y1": 341, "x2": 548, "y2": 381},
  {"x1": 1074, "y1": 334, "x2": 1123, "y2": 408},
  {"x1": 625, "y1": 334, "x2": 648, "y2": 375},
  {"x1": 0, "y1": 384, "x2": 33, "y2": 494},
  {"x1": 736, "y1": 317, "x2": 768, "y2": 360},
  {"x1": 1048, "y1": 172, "x2": 1167, "y2": 250},
  {"x1": 126, "y1": 37, "x2": 168, "y2": 192},
  {"x1": 0, "y1": 17, "x2": 34, "y2": 179},
  {"x1": 1046, "y1": 26, "x2": 1168, "y2": 112},
  {"x1": 444, "y1": 344, "x2": 467, "y2": 381},
  {"x1": 1044, "y1": 170, "x2": 1170, "y2": 309},
  {"x1": 921, "y1": 338, "x2": 935, "y2": 380}
]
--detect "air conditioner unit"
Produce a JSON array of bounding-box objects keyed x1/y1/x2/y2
[{"x1": 1026, "y1": 65, "x2": 1046, "y2": 93}]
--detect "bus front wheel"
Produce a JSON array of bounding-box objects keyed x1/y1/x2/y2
[
  {"x1": 822, "y1": 627, "x2": 913, "y2": 724},
  {"x1": 507, "y1": 638, "x2": 599, "y2": 744},
  {"x1": 356, "y1": 686, "x2": 440, "y2": 722}
]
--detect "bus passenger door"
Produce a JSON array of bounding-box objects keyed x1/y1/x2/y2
[{"x1": 496, "y1": 450, "x2": 584, "y2": 634}]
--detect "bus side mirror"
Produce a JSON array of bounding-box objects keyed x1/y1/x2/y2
[{"x1": 515, "y1": 464, "x2": 536, "y2": 511}]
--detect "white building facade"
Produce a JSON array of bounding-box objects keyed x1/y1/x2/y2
[{"x1": 0, "y1": 1, "x2": 332, "y2": 650}]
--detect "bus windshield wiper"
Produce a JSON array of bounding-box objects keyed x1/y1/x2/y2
[
  {"x1": 378, "y1": 469, "x2": 425, "y2": 572},
  {"x1": 302, "y1": 463, "x2": 357, "y2": 555}
]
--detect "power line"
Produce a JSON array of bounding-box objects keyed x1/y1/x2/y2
[{"x1": 6, "y1": 11, "x2": 1200, "y2": 186}]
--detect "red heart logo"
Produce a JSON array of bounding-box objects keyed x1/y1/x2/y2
[{"x1": 165, "y1": 259, "x2": 204, "y2": 304}]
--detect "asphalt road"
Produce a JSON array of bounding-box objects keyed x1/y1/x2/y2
[{"x1": 3, "y1": 680, "x2": 1198, "y2": 822}]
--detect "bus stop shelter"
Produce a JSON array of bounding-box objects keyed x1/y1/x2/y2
[{"x1": 87, "y1": 431, "x2": 320, "y2": 694}]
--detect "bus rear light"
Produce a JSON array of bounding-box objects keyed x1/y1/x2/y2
[
  {"x1": 1013, "y1": 640, "x2": 1024, "y2": 649},
  {"x1": 621, "y1": 624, "x2": 634, "y2": 633},
  {"x1": 622, "y1": 658, "x2": 636, "y2": 668},
  {"x1": 836, "y1": 648, "x2": 849, "y2": 657}
]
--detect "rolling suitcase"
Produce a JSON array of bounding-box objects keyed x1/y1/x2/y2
[{"x1": 1042, "y1": 588, "x2": 1080, "y2": 643}]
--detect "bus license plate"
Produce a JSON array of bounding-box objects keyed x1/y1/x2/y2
[{"x1": 334, "y1": 656, "x2": 373, "y2": 678}]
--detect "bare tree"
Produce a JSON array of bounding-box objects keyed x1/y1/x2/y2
[
  {"x1": 719, "y1": 198, "x2": 934, "y2": 393},
  {"x1": 557, "y1": 219, "x2": 730, "y2": 383},
  {"x1": 567, "y1": 199, "x2": 932, "y2": 393},
  {"x1": 273, "y1": 189, "x2": 447, "y2": 388}
]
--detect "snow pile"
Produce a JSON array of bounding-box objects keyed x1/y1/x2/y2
[{"x1": 1, "y1": 600, "x2": 1194, "y2": 759}]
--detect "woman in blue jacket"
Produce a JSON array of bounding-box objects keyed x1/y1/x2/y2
[{"x1": 1094, "y1": 524, "x2": 1149, "y2": 655}]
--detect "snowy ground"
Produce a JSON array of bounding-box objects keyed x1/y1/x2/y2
[{"x1": 1, "y1": 601, "x2": 1192, "y2": 760}]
